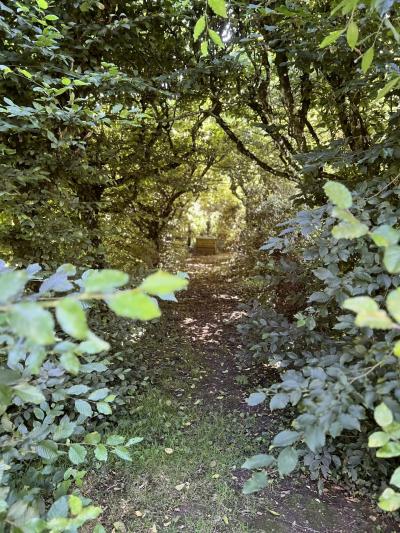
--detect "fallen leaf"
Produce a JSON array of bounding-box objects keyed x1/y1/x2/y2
[{"x1": 175, "y1": 483, "x2": 185, "y2": 491}]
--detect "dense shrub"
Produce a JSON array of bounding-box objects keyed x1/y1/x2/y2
[
  {"x1": 0, "y1": 263, "x2": 187, "y2": 530},
  {"x1": 239, "y1": 179, "x2": 400, "y2": 508}
]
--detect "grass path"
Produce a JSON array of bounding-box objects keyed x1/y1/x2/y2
[{"x1": 86, "y1": 255, "x2": 395, "y2": 532}]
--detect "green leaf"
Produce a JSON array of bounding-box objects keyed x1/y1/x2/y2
[
  {"x1": 342, "y1": 296, "x2": 378, "y2": 313},
  {"x1": 201, "y1": 40, "x2": 209, "y2": 56},
  {"x1": 36, "y1": 440, "x2": 59, "y2": 461},
  {"x1": 394, "y1": 340, "x2": 400, "y2": 358},
  {"x1": 374, "y1": 403, "x2": 393, "y2": 427},
  {"x1": 84, "y1": 431, "x2": 101, "y2": 445},
  {"x1": 79, "y1": 332, "x2": 110, "y2": 354},
  {"x1": 106, "y1": 435, "x2": 125, "y2": 445},
  {"x1": 368, "y1": 431, "x2": 390, "y2": 448},
  {"x1": 304, "y1": 426, "x2": 325, "y2": 452},
  {"x1": 139, "y1": 271, "x2": 188, "y2": 297},
  {"x1": 75, "y1": 399, "x2": 92, "y2": 417},
  {"x1": 378, "y1": 488, "x2": 400, "y2": 512},
  {"x1": 60, "y1": 352, "x2": 80, "y2": 375},
  {"x1": 36, "y1": 0, "x2": 49, "y2": 8},
  {"x1": 69, "y1": 495, "x2": 82, "y2": 515},
  {"x1": 68, "y1": 444, "x2": 87, "y2": 465},
  {"x1": 13, "y1": 383, "x2": 45, "y2": 404},
  {"x1": 384, "y1": 245, "x2": 400, "y2": 273},
  {"x1": 61, "y1": 77, "x2": 71, "y2": 86},
  {"x1": 194, "y1": 16, "x2": 206, "y2": 41},
  {"x1": 10, "y1": 303, "x2": 55, "y2": 345},
  {"x1": 126, "y1": 437, "x2": 144, "y2": 446},
  {"x1": 277, "y1": 447, "x2": 298, "y2": 476},
  {"x1": 386, "y1": 288, "x2": 400, "y2": 322},
  {"x1": 107, "y1": 290, "x2": 161, "y2": 320},
  {"x1": 324, "y1": 181, "x2": 352, "y2": 208},
  {"x1": 88, "y1": 388, "x2": 109, "y2": 401},
  {"x1": 242, "y1": 472, "x2": 268, "y2": 495},
  {"x1": 242, "y1": 454, "x2": 275, "y2": 470},
  {"x1": 377, "y1": 77, "x2": 400, "y2": 99},
  {"x1": 319, "y1": 30, "x2": 344, "y2": 48},
  {"x1": 370, "y1": 225, "x2": 400, "y2": 247},
  {"x1": 208, "y1": 29, "x2": 224, "y2": 48},
  {"x1": 0, "y1": 271, "x2": 28, "y2": 303},
  {"x1": 390, "y1": 467, "x2": 400, "y2": 489},
  {"x1": 83, "y1": 269, "x2": 129, "y2": 293},
  {"x1": 96, "y1": 401, "x2": 112, "y2": 414},
  {"x1": 17, "y1": 68, "x2": 32, "y2": 79},
  {"x1": 269, "y1": 393, "x2": 289, "y2": 410},
  {"x1": 112, "y1": 446, "x2": 132, "y2": 461},
  {"x1": 346, "y1": 21, "x2": 358, "y2": 49},
  {"x1": 355, "y1": 309, "x2": 394, "y2": 330},
  {"x1": 0, "y1": 384, "x2": 12, "y2": 406},
  {"x1": 361, "y1": 46, "x2": 374, "y2": 73},
  {"x1": 56, "y1": 298, "x2": 88, "y2": 340},
  {"x1": 376, "y1": 442, "x2": 400, "y2": 458},
  {"x1": 246, "y1": 391, "x2": 266, "y2": 406},
  {"x1": 272, "y1": 430, "x2": 300, "y2": 447},
  {"x1": 94, "y1": 444, "x2": 108, "y2": 461},
  {"x1": 208, "y1": 0, "x2": 227, "y2": 18},
  {"x1": 332, "y1": 221, "x2": 369, "y2": 239},
  {"x1": 54, "y1": 421, "x2": 75, "y2": 441}
]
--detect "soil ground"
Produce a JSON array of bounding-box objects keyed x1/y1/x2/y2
[{"x1": 86, "y1": 254, "x2": 397, "y2": 533}]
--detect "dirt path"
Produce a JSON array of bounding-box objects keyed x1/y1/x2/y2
[
  {"x1": 87, "y1": 254, "x2": 396, "y2": 532},
  {"x1": 165, "y1": 254, "x2": 396, "y2": 533}
]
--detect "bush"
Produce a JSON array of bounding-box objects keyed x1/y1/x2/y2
[
  {"x1": 0, "y1": 263, "x2": 187, "y2": 530},
  {"x1": 239, "y1": 179, "x2": 400, "y2": 510}
]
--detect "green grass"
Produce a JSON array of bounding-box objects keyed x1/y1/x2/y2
[{"x1": 85, "y1": 388, "x2": 260, "y2": 532}]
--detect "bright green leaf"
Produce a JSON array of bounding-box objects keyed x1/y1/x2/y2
[
  {"x1": 342, "y1": 296, "x2": 378, "y2": 314},
  {"x1": 361, "y1": 46, "x2": 374, "y2": 73},
  {"x1": 390, "y1": 467, "x2": 400, "y2": 489},
  {"x1": 94, "y1": 444, "x2": 107, "y2": 461},
  {"x1": 83, "y1": 269, "x2": 129, "y2": 293},
  {"x1": 378, "y1": 488, "x2": 400, "y2": 512},
  {"x1": 69, "y1": 495, "x2": 82, "y2": 515},
  {"x1": 324, "y1": 181, "x2": 352, "y2": 208},
  {"x1": 10, "y1": 303, "x2": 55, "y2": 345},
  {"x1": 208, "y1": 0, "x2": 227, "y2": 18},
  {"x1": 208, "y1": 29, "x2": 224, "y2": 48},
  {"x1": 319, "y1": 30, "x2": 344, "y2": 48},
  {"x1": 368, "y1": 431, "x2": 389, "y2": 448},
  {"x1": 374, "y1": 403, "x2": 393, "y2": 428},
  {"x1": 56, "y1": 298, "x2": 88, "y2": 340},
  {"x1": 346, "y1": 21, "x2": 358, "y2": 49},
  {"x1": 355, "y1": 309, "x2": 394, "y2": 330},
  {"x1": 139, "y1": 271, "x2": 188, "y2": 297},
  {"x1": 107, "y1": 290, "x2": 161, "y2": 320},
  {"x1": 370, "y1": 225, "x2": 400, "y2": 247},
  {"x1": 386, "y1": 288, "x2": 400, "y2": 323},
  {"x1": 60, "y1": 352, "x2": 80, "y2": 375},
  {"x1": 194, "y1": 16, "x2": 206, "y2": 41}
]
